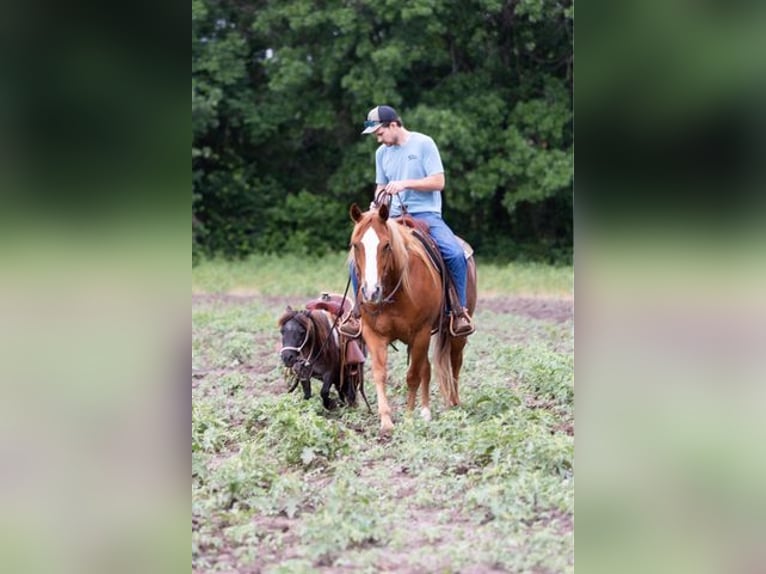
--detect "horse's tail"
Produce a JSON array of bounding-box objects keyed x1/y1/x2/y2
[{"x1": 433, "y1": 325, "x2": 458, "y2": 407}]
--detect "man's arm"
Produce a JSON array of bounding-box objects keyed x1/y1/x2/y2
[{"x1": 382, "y1": 172, "x2": 445, "y2": 195}]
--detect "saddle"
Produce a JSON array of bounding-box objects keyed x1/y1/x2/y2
[
  {"x1": 395, "y1": 215, "x2": 471, "y2": 322},
  {"x1": 305, "y1": 293, "x2": 366, "y2": 365},
  {"x1": 306, "y1": 292, "x2": 353, "y2": 318}
]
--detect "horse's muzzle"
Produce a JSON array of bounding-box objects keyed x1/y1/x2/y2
[
  {"x1": 360, "y1": 284, "x2": 382, "y2": 304},
  {"x1": 281, "y1": 350, "x2": 298, "y2": 368}
]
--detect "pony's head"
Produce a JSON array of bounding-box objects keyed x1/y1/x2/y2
[
  {"x1": 277, "y1": 307, "x2": 310, "y2": 369},
  {"x1": 277, "y1": 307, "x2": 313, "y2": 399},
  {"x1": 349, "y1": 203, "x2": 410, "y2": 304}
]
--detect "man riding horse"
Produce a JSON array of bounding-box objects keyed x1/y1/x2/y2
[{"x1": 340, "y1": 104, "x2": 475, "y2": 339}]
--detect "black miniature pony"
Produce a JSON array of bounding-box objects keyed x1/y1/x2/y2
[{"x1": 278, "y1": 297, "x2": 367, "y2": 410}]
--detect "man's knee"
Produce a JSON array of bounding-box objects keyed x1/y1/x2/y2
[{"x1": 442, "y1": 245, "x2": 466, "y2": 268}]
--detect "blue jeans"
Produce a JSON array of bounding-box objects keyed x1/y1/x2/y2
[{"x1": 350, "y1": 212, "x2": 468, "y2": 310}]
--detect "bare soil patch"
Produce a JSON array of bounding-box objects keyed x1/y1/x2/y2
[{"x1": 481, "y1": 295, "x2": 573, "y2": 323}]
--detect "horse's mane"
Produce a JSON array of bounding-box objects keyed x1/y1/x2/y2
[{"x1": 349, "y1": 209, "x2": 440, "y2": 300}]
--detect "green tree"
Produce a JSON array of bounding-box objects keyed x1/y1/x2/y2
[{"x1": 192, "y1": 0, "x2": 573, "y2": 262}]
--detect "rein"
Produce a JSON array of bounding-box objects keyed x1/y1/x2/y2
[
  {"x1": 362, "y1": 191, "x2": 407, "y2": 306},
  {"x1": 380, "y1": 272, "x2": 405, "y2": 305},
  {"x1": 373, "y1": 189, "x2": 408, "y2": 215},
  {"x1": 310, "y1": 274, "x2": 353, "y2": 365}
]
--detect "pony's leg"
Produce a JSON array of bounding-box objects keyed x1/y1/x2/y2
[
  {"x1": 320, "y1": 373, "x2": 337, "y2": 410},
  {"x1": 406, "y1": 329, "x2": 432, "y2": 421},
  {"x1": 368, "y1": 337, "x2": 393, "y2": 434},
  {"x1": 341, "y1": 372, "x2": 357, "y2": 407}
]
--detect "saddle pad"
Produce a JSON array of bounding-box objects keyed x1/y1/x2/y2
[{"x1": 457, "y1": 236, "x2": 474, "y2": 259}]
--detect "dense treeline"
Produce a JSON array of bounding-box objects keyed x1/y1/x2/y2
[{"x1": 192, "y1": 0, "x2": 573, "y2": 263}]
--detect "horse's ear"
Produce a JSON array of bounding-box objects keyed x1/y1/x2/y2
[
  {"x1": 278, "y1": 306, "x2": 292, "y2": 326},
  {"x1": 379, "y1": 203, "x2": 389, "y2": 221},
  {"x1": 350, "y1": 203, "x2": 363, "y2": 222}
]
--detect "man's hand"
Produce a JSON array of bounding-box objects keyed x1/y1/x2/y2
[{"x1": 384, "y1": 181, "x2": 407, "y2": 195}]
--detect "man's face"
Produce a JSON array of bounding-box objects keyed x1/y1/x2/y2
[{"x1": 374, "y1": 124, "x2": 396, "y2": 146}]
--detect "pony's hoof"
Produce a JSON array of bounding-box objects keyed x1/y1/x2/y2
[
  {"x1": 420, "y1": 407, "x2": 431, "y2": 422},
  {"x1": 323, "y1": 397, "x2": 338, "y2": 410}
]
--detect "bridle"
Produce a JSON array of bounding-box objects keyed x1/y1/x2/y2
[
  {"x1": 279, "y1": 316, "x2": 313, "y2": 358},
  {"x1": 376, "y1": 253, "x2": 405, "y2": 305},
  {"x1": 354, "y1": 197, "x2": 406, "y2": 307}
]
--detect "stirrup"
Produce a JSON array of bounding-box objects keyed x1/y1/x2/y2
[
  {"x1": 339, "y1": 313, "x2": 362, "y2": 338},
  {"x1": 449, "y1": 312, "x2": 475, "y2": 337}
]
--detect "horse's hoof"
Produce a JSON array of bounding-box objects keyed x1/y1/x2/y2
[
  {"x1": 420, "y1": 407, "x2": 431, "y2": 422},
  {"x1": 377, "y1": 429, "x2": 393, "y2": 443},
  {"x1": 323, "y1": 398, "x2": 337, "y2": 410}
]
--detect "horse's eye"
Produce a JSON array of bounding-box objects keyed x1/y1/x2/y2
[{"x1": 382, "y1": 242, "x2": 391, "y2": 252}]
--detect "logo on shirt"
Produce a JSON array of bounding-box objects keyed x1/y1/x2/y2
[{"x1": 408, "y1": 154, "x2": 418, "y2": 160}]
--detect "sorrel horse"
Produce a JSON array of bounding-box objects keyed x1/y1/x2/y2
[{"x1": 348, "y1": 202, "x2": 477, "y2": 434}]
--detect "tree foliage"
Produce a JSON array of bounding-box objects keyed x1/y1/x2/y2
[{"x1": 192, "y1": 0, "x2": 573, "y2": 262}]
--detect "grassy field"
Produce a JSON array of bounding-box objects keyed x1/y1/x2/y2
[
  {"x1": 192, "y1": 253, "x2": 573, "y2": 298},
  {"x1": 192, "y1": 255, "x2": 574, "y2": 572}
]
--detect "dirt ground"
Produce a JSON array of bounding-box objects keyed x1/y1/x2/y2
[{"x1": 478, "y1": 295, "x2": 572, "y2": 323}]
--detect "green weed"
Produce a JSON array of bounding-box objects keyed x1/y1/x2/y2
[{"x1": 192, "y1": 258, "x2": 574, "y2": 572}]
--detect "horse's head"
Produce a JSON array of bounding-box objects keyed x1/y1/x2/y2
[
  {"x1": 349, "y1": 203, "x2": 408, "y2": 304},
  {"x1": 277, "y1": 307, "x2": 310, "y2": 369},
  {"x1": 277, "y1": 307, "x2": 313, "y2": 399}
]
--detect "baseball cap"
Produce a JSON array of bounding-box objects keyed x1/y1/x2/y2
[{"x1": 361, "y1": 105, "x2": 399, "y2": 134}]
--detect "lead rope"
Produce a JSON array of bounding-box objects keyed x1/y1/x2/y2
[{"x1": 337, "y1": 277, "x2": 373, "y2": 413}]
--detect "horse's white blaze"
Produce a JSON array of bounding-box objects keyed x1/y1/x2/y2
[
  {"x1": 361, "y1": 227, "x2": 380, "y2": 292},
  {"x1": 421, "y1": 407, "x2": 431, "y2": 422}
]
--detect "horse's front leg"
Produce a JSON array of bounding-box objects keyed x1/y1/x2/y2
[
  {"x1": 339, "y1": 370, "x2": 357, "y2": 407},
  {"x1": 301, "y1": 379, "x2": 312, "y2": 400},
  {"x1": 319, "y1": 371, "x2": 337, "y2": 410},
  {"x1": 449, "y1": 336, "x2": 467, "y2": 407},
  {"x1": 367, "y1": 336, "x2": 392, "y2": 434},
  {"x1": 407, "y1": 329, "x2": 432, "y2": 421}
]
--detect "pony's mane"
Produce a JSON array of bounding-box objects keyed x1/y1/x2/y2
[{"x1": 349, "y1": 209, "x2": 440, "y2": 299}]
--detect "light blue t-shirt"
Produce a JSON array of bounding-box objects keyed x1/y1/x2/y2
[{"x1": 375, "y1": 131, "x2": 444, "y2": 217}]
